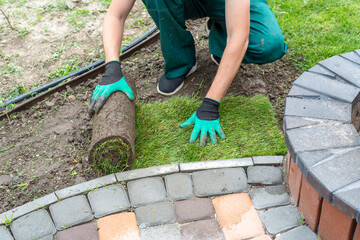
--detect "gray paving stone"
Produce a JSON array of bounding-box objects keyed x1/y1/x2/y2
[
  {"x1": 0, "y1": 193, "x2": 57, "y2": 224},
  {"x1": 174, "y1": 198, "x2": 215, "y2": 223},
  {"x1": 165, "y1": 173, "x2": 193, "y2": 201},
  {"x1": 10, "y1": 209, "x2": 56, "y2": 240},
  {"x1": 180, "y1": 158, "x2": 253, "y2": 172},
  {"x1": 293, "y1": 71, "x2": 360, "y2": 104},
  {"x1": 357, "y1": 211, "x2": 360, "y2": 224},
  {"x1": 88, "y1": 184, "x2": 130, "y2": 218},
  {"x1": 284, "y1": 97, "x2": 352, "y2": 122},
  {"x1": 307, "y1": 147, "x2": 360, "y2": 202},
  {"x1": 275, "y1": 226, "x2": 318, "y2": 240},
  {"x1": 249, "y1": 186, "x2": 290, "y2": 209},
  {"x1": 0, "y1": 226, "x2": 13, "y2": 240},
  {"x1": 296, "y1": 150, "x2": 333, "y2": 177},
  {"x1": 285, "y1": 123, "x2": 360, "y2": 155},
  {"x1": 38, "y1": 236, "x2": 53, "y2": 240},
  {"x1": 297, "y1": 147, "x2": 360, "y2": 178},
  {"x1": 127, "y1": 177, "x2": 167, "y2": 206},
  {"x1": 287, "y1": 85, "x2": 321, "y2": 98},
  {"x1": 283, "y1": 116, "x2": 319, "y2": 130},
  {"x1": 140, "y1": 224, "x2": 181, "y2": 240},
  {"x1": 180, "y1": 219, "x2": 225, "y2": 240},
  {"x1": 192, "y1": 168, "x2": 248, "y2": 197},
  {"x1": 56, "y1": 222, "x2": 99, "y2": 240},
  {"x1": 259, "y1": 205, "x2": 302, "y2": 235},
  {"x1": 49, "y1": 195, "x2": 93, "y2": 230},
  {"x1": 333, "y1": 181, "x2": 360, "y2": 218},
  {"x1": 252, "y1": 156, "x2": 283, "y2": 165},
  {"x1": 116, "y1": 164, "x2": 179, "y2": 181},
  {"x1": 341, "y1": 51, "x2": 360, "y2": 65},
  {"x1": 33, "y1": 193, "x2": 58, "y2": 208},
  {"x1": 319, "y1": 55, "x2": 360, "y2": 87},
  {"x1": 308, "y1": 64, "x2": 336, "y2": 77},
  {"x1": 135, "y1": 201, "x2": 176, "y2": 228},
  {"x1": 0, "y1": 203, "x2": 37, "y2": 225},
  {"x1": 247, "y1": 166, "x2": 282, "y2": 185},
  {"x1": 355, "y1": 49, "x2": 360, "y2": 56},
  {"x1": 55, "y1": 174, "x2": 116, "y2": 200}
]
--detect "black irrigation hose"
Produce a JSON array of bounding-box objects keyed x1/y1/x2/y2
[{"x1": 0, "y1": 26, "x2": 158, "y2": 111}]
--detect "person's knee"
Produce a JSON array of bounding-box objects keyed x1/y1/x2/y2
[
  {"x1": 260, "y1": 35, "x2": 287, "y2": 63},
  {"x1": 244, "y1": 35, "x2": 287, "y2": 64}
]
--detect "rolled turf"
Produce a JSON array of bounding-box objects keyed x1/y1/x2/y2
[{"x1": 88, "y1": 74, "x2": 135, "y2": 174}]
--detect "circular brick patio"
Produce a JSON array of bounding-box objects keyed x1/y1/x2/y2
[{"x1": 284, "y1": 49, "x2": 360, "y2": 240}]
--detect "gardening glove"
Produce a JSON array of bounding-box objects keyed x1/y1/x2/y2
[
  {"x1": 89, "y1": 60, "x2": 134, "y2": 115},
  {"x1": 180, "y1": 97, "x2": 225, "y2": 146}
]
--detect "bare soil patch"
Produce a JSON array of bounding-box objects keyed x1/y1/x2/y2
[
  {"x1": 0, "y1": 9, "x2": 301, "y2": 212},
  {"x1": 0, "y1": 0, "x2": 152, "y2": 97}
]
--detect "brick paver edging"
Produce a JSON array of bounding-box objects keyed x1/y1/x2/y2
[
  {"x1": 284, "y1": 49, "x2": 360, "y2": 239},
  {"x1": 0, "y1": 156, "x2": 287, "y2": 238}
]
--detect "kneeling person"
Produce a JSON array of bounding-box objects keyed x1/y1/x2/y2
[{"x1": 89, "y1": 0, "x2": 287, "y2": 146}]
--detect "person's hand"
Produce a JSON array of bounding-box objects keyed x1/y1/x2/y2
[
  {"x1": 89, "y1": 60, "x2": 134, "y2": 115},
  {"x1": 180, "y1": 97, "x2": 225, "y2": 146}
]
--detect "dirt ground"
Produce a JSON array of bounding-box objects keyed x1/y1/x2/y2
[
  {"x1": 0, "y1": 0, "x2": 152, "y2": 98},
  {"x1": 0, "y1": 2, "x2": 301, "y2": 213}
]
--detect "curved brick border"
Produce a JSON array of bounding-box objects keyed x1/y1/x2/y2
[{"x1": 284, "y1": 49, "x2": 360, "y2": 240}]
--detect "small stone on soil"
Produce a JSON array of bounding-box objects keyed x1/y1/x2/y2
[
  {"x1": 75, "y1": 176, "x2": 86, "y2": 184},
  {"x1": 45, "y1": 101, "x2": 55, "y2": 108},
  {"x1": 66, "y1": 86, "x2": 74, "y2": 93},
  {"x1": 0, "y1": 175, "x2": 12, "y2": 186},
  {"x1": 68, "y1": 95, "x2": 76, "y2": 101},
  {"x1": 76, "y1": 163, "x2": 83, "y2": 170}
]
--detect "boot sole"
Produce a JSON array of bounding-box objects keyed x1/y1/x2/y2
[{"x1": 211, "y1": 54, "x2": 220, "y2": 66}]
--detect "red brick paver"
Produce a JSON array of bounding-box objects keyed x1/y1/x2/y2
[
  {"x1": 213, "y1": 193, "x2": 264, "y2": 240},
  {"x1": 97, "y1": 212, "x2": 140, "y2": 240},
  {"x1": 286, "y1": 153, "x2": 292, "y2": 180},
  {"x1": 174, "y1": 198, "x2": 214, "y2": 223},
  {"x1": 318, "y1": 200, "x2": 355, "y2": 240},
  {"x1": 298, "y1": 175, "x2": 322, "y2": 232},
  {"x1": 287, "y1": 159, "x2": 302, "y2": 206},
  {"x1": 56, "y1": 222, "x2": 99, "y2": 240},
  {"x1": 354, "y1": 224, "x2": 360, "y2": 240},
  {"x1": 180, "y1": 219, "x2": 225, "y2": 240}
]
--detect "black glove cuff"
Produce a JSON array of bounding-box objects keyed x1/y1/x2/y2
[
  {"x1": 99, "y1": 61, "x2": 123, "y2": 85},
  {"x1": 196, "y1": 97, "x2": 220, "y2": 120}
]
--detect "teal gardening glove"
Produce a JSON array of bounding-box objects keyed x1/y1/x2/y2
[
  {"x1": 89, "y1": 60, "x2": 134, "y2": 115},
  {"x1": 180, "y1": 97, "x2": 225, "y2": 146}
]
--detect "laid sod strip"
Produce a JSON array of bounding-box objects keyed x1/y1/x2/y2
[
  {"x1": 88, "y1": 74, "x2": 136, "y2": 174},
  {"x1": 269, "y1": 0, "x2": 360, "y2": 70},
  {"x1": 133, "y1": 95, "x2": 287, "y2": 169}
]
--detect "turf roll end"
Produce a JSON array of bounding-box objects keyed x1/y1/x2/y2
[{"x1": 90, "y1": 138, "x2": 131, "y2": 174}]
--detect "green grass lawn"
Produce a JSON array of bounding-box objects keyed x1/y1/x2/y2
[
  {"x1": 133, "y1": 96, "x2": 287, "y2": 169},
  {"x1": 269, "y1": 0, "x2": 360, "y2": 70}
]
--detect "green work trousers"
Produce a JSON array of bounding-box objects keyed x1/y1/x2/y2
[{"x1": 142, "y1": 0, "x2": 287, "y2": 79}]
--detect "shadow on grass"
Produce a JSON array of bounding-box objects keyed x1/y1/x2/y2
[{"x1": 134, "y1": 95, "x2": 287, "y2": 168}]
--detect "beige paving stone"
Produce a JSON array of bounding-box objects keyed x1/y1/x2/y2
[
  {"x1": 97, "y1": 213, "x2": 140, "y2": 240},
  {"x1": 212, "y1": 193, "x2": 265, "y2": 240}
]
